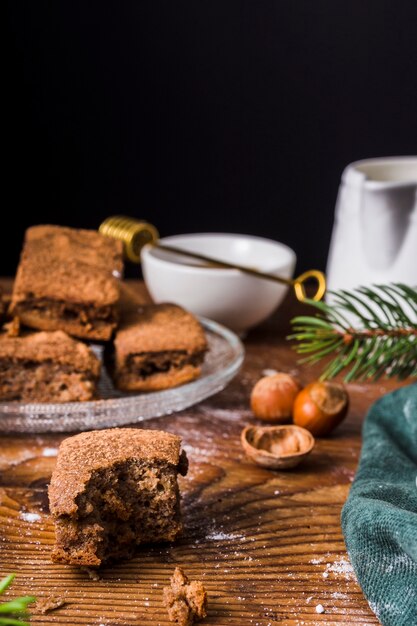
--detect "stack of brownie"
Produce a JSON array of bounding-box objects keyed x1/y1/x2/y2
[{"x1": 0, "y1": 225, "x2": 207, "y2": 403}]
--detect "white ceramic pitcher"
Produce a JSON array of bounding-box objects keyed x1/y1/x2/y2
[{"x1": 326, "y1": 157, "x2": 417, "y2": 293}]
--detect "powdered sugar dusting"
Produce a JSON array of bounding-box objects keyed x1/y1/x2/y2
[
  {"x1": 183, "y1": 444, "x2": 213, "y2": 458},
  {"x1": 332, "y1": 591, "x2": 348, "y2": 600},
  {"x1": 382, "y1": 554, "x2": 411, "y2": 573},
  {"x1": 206, "y1": 531, "x2": 243, "y2": 541},
  {"x1": 262, "y1": 369, "x2": 278, "y2": 377},
  {"x1": 325, "y1": 557, "x2": 355, "y2": 581},
  {"x1": 20, "y1": 512, "x2": 41, "y2": 523},
  {"x1": 200, "y1": 406, "x2": 252, "y2": 422},
  {"x1": 368, "y1": 599, "x2": 403, "y2": 619},
  {"x1": 368, "y1": 600, "x2": 381, "y2": 618},
  {"x1": 310, "y1": 555, "x2": 356, "y2": 582},
  {"x1": 42, "y1": 447, "x2": 58, "y2": 457}
]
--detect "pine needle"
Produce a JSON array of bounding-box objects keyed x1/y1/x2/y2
[
  {"x1": 289, "y1": 284, "x2": 417, "y2": 382},
  {"x1": 0, "y1": 575, "x2": 35, "y2": 626}
]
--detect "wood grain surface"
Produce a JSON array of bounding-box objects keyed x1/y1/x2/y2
[{"x1": 0, "y1": 280, "x2": 406, "y2": 625}]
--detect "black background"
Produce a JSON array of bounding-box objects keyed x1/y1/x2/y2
[{"x1": 5, "y1": 1, "x2": 417, "y2": 276}]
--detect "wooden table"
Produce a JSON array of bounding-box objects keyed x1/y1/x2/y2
[{"x1": 0, "y1": 282, "x2": 402, "y2": 625}]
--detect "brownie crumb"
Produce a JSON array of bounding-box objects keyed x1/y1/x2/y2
[
  {"x1": 81, "y1": 566, "x2": 102, "y2": 581},
  {"x1": 163, "y1": 567, "x2": 207, "y2": 626},
  {"x1": 3, "y1": 316, "x2": 21, "y2": 337},
  {"x1": 36, "y1": 594, "x2": 66, "y2": 614}
]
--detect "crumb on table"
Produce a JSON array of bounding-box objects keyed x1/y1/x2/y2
[
  {"x1": 35, "y1": 594, "x2": 66, "y2": 614},
  {"x1": 81, "y1": 566, "x2": 102, "y2": 581},
  {"x1": 163, "y1": 567, "x2": 207, "y2": 626}
]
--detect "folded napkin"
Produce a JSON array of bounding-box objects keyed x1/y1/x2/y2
[{"x1": 342, "y1": 383, "x2": 417, "y2": 626}]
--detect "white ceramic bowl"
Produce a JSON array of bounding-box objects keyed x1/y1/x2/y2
[{"x1": 141, "y1": 233, "x2": 296, "y2": 333}]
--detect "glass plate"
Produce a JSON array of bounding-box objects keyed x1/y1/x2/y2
[{"x1": 0, "y1": 318, "x2": 244, "y2": 434}]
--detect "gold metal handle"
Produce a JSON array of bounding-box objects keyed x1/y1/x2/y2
[
  {"x1": 99, "y1": 216, "x2": 159, "y2": 263},
  {"x1": 292, "y1": 270, "x2": 326, "y2": 302},
  {"x1": 153, "y1": 243, "x2": 327, "y2": 302},
  {"x1": 99, "y1": 216, "x2": 327, "y2": 302}
]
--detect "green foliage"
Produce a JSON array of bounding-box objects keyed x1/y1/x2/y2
[
  {"x1": 0, "y1": 575, "x2": 35, "y2": 626},
  {"x1": 289, "y1": 284, "x2": 417, "y2": 382}
]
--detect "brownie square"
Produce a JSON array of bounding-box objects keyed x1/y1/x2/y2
[
  {"x1": 0, "y1": 330, "x2": 100, "y2": 402},
  {"x1": 48, "y1": 428, "x2": 188, "y2": 566},
  {"x1": 11, "y1": 225, "x2": 124, "y2": 341},
  {"x1": 112, "y1": 303, "x2": 208, "y2": 391}
]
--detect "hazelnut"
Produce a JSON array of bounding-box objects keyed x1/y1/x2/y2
[
  {"x1": 250, "y1": 373, "x2": 301, "y2": 422},
  {"x1": 293, "y1": 381, "x2": 349, "y2": 436},
  {"x1": 241, "y1": 424, "x2": 315, "y2": 469}
]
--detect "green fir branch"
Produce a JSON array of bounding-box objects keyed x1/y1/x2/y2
[
  {"x1": 289, "y1": 284, "x2": 417, "y2": 382},
  {"x1": 0, "y1": 575, "x2": 35, "y2": 626}
]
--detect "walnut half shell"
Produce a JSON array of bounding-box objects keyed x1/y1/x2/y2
[{"x1": 241, "y1": 424, "x2": 315, "y2": 469}]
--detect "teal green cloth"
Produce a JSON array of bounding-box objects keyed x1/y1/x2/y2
[{"x1": 342, "y1": 383, "x2": 417, "y2": 626}]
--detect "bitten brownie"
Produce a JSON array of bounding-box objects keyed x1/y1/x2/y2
[
  {"x1": 112, "y1": 303, "x2": 208, "y2": 391},
  {"x1": 48, "y1": 428, "x2": 188, "y2": 567},
  {"x1": 10, "y1": 225, "x2": 124, "y2": 341},
  {"x1": 0, "y1": 331, "x2": 100, "y2": 402}
]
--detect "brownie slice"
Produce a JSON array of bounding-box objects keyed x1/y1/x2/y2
[
  {"x1": 49, "y1": 428, "x2": 188, "y2": 566},
  {"x1": 0, "y1": 330, "x2": 100, "y2": 402},
  {"x1": 112, "y1": 304, "x2": 208, "y2": 391},
  {"x1": 11, "y1": 225, "x2": 124, "y2": 341},
  {"x1": 163, "y1": 567, "x2": 208, "y2": 626}
]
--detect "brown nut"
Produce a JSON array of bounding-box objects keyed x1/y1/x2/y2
[
  {"x1": 293, "y1": 381, "x2": 349, "y2": 436},
  {"x1": 241, "y1": 424, "x2": 315, "y2": 469},
  {"x1": 250, "y1": 373, "x2": 301, "y2": 422}
]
